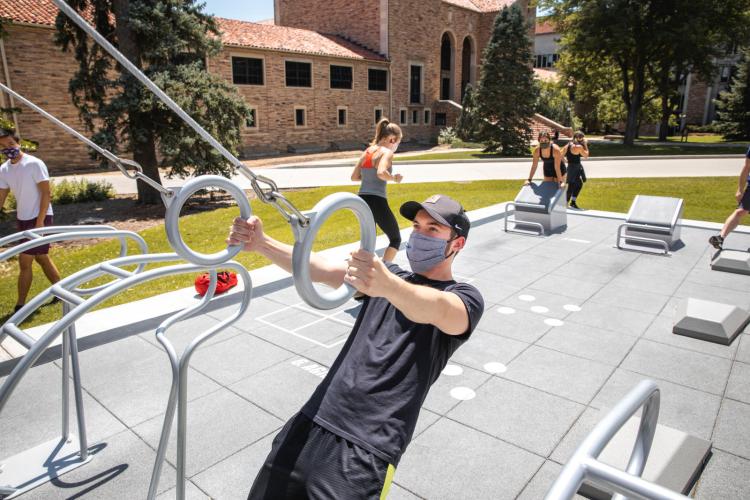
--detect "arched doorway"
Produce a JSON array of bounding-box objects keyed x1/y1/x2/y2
[
  {"x1": 461, "y1": 36, "x2": 475, "y2": 100},
  {"x1": 440, "y1": 33, "x2": 454, "y2": 101}
]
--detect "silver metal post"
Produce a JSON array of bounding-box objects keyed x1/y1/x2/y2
[
  {"x1": 67, "y1": 325, "x2": 88, "y2": 460},
  {"x1": 61, "y1": 303, "x2": 71, "y2": 441}
]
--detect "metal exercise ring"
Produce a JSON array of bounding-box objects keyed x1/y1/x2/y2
[
  {"x1": 292, "y1": 192, "x2": 376, "y2": 310},
  {"x1": 164, "y1": 176, "x2": 251, "y2": 266}
]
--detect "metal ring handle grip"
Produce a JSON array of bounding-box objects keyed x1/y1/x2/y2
[
  {"x1": 164, "y1": 176, "x2": 251, "y2": 266},
  {"x1": 292, "y1": 192, "x2": 376, "y2": 310}
]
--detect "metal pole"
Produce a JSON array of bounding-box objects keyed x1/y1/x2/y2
[
  {"x1": 67, "y1": 325, "x2": 88, "y2": 460},
  {"x1": 61, "y1": 302, "x2": 71, "y2": 440}
]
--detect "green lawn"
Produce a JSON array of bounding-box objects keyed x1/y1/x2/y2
[
  {"x1": 636, "y1": 134, "x2": 744, "y2": 145},
  {"x1": 0, "y1": 177, "x2": 738, "y2": 329},
  {"x1": 396, "y1": 142, "x2": 747, "y2": 161}
]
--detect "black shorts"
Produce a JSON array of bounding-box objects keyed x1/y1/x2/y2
[
  {"x1": 740, "y1": 183, "x2": 750, "y2": 211},
  {"x1": 248, "y1": 413, "x2": 395, "y2": 500}
]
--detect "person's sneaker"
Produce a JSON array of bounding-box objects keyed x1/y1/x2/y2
[
  {"x1": 570, "y1": 201, "x2": 580, "y2": 209},
  {"x1": 13, "y1": 304, "x2": 23, "y2": 313},
  {"x1": 708, "y1": 235, "x2": 724, "y2": 250}
]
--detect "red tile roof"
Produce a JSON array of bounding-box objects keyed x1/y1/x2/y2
[
  {"x1": 216, "y1": 18, "x2": 386, "y2": 61},
  {"x1": 0, "y1": 1, "x2": 385, "y2": 62},
  {"x1": 536, "y1": 19, "x2": 557, "y2": 35},
  {"x1": 1, "y1": 0, "x2": 65, "y2": 27},
  {"x1": 442, "y1": 0, "x2": 517, "y2": 13}
]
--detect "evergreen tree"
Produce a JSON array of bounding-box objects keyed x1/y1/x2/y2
[
  {"x1": 476, "y1": 5, "x2": 537, "y2": 155},
  {"x1": 55, "y1": 0, "x2": 250, "y2": 204},
  {"x1": 455, "y1": 84, "x2": 482, "y2": 142},
  {"x1": 716, "y1": 49, "x2": 750, "y2": 141}
]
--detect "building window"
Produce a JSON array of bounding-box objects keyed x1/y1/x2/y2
[
  {"x1": 410, "y1": 65, "x2": 423, "y2": 104},
  {"x1": 534, "y1": 54, "x2": 559, "y2": 69},
  {"x1": 286, "y1": 61, "x2": 312, "y2": 87},
  {"x1": 368, "y1": 68, "x2": 388, "y2": 91},
  {"x1": 232, "y1": 57, "x2": 264, "y2": 85},
  {"x1": 295, "y1": 107, "x2": 307, "y2": 127},
  {"x1": 246, "y1": 108, "x2": 257, "y2": 128},
  {"x1": 412, "y1": 109, "x2": 419, "y2": 125},
  {"x1": 330, "y1": 65, "x2": 353, "y2": 89},
  {"x1": 338, "y1": 107, "x2": 347, "y2": 126},
  {"x1": 435, "y1": 113, "x2": 447, "y2": 126},
  {"x1": 374, "y1": 107, "x2": 383, "y2": 124},
  {"x1": 400, "y1": 108, "x2": 407, "y2": 125},
  {"x1": 424, "y1": 109, "x2": 431, "y2": 125}
]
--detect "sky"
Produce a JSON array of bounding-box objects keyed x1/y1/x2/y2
[{"x1": 201, "y1": 0, "x2": 274, "y2": 22}]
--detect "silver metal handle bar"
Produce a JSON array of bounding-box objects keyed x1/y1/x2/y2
[
  {"x1": 148, "y1": 264, "x2": 252, "y2": 500},
  {"x1": 545, "y1": 380, "x2": 689, "y2": 500},
  {"x1": 291, "y1": 192, "x2": 376, "y2": 310},
  {"x1": 0, "y1": 82, "x2": 169, "y2": 198},
  {"x1": 0, "y1": 225, "x2": 114, "y2": 247}
]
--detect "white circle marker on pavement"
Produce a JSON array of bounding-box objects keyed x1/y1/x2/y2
[
  {"x1": 519, "y1": 294, "x2": 536, "y2": 302},
  {"x1": 564, "y1": 304, "x2": 582, "y2": 312},
  {"x1": 450, "y1": 387, "x2": 476, "y2": 401},
  {"x1": 484, "y1": 362, "x2": 507, "y2": 374},
  {"x1": 531, "y1": 305, "x2": 549, "y2": 314},
  {"x1": 497, "y1": 306, "x2": 516, "y2": 315},
  {"x1": 545, "y1": 318, "x2": 565, "y2": 327},
  {"x1": 442, "y1": 364, "x2": 463, "y2": 376}
]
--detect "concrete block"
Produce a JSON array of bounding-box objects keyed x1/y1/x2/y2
[
  {"x1": 711, "y1": 250, "x2": 750, "y2": 276},
  {"x1": 673, "y1": 298, "x2": 750, "y2": 346},
  {"x1": 579, "y1": 417, "x2": 712, "y2": 499}
]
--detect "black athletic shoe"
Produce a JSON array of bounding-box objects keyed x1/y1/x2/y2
[
  {"x1": 13, "y1": 304, "x2": 23, "y2": 313},
  {"x1": 708, "y1": 235, "x2": 724, "y2": 250},
  {"x1": 570, "y1": 201, "x2": 580, "y2": 209}
]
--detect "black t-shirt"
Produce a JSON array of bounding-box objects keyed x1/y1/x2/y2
[{"x1": 301, "y1": 263, "x2": 484, "y2": 466}]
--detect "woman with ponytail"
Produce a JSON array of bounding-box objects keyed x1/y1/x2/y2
[{"x1": 351, "y1": 118, "x2": 404, "y2": 262}]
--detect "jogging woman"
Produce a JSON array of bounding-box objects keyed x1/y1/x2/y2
[{"x1": 351, "y1": 118, "x2": 403, "y2": 262}]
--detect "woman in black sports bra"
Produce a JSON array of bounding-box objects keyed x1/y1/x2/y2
[
  {"x1": 525, "y1": 130, "x2": 564, "y2": 187},
  {"x1": 560, "y1": 131, "x2": 590, "y2": 209}
]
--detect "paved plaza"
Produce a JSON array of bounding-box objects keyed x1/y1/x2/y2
[{"x1": 2, "y1": 204, "x2": 750, "y2": 499}]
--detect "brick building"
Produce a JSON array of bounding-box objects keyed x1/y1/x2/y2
[{"x1": 0, "y1": 0, "x2": 533, "y2": 173}]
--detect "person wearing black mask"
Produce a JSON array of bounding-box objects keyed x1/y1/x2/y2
[
  {"x1": 525, "y1": 130, "x2": 564, "y2": 187},
  {"x1": 560, "y1": 131, "x2": 590, "y2": 209},
  {"x1": 227, "y1": 194, "x2": 483, "y2": 500}
]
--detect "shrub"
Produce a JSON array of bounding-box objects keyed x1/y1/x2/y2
[
  {"x1": 438, "y1": 127, "x2": 459, "y2": 145},
  {"x1": 2, "y1": 178, "x2": 115, "y2": 214}
]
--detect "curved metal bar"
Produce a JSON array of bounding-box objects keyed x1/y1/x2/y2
[
  {"x1": 164, "y1": 175, "x2": 252, "y2": 266},
  {"x1": 503, "y1": 202, "x2": 545, "y2": 236},
  {"x1": 0, "y1": 225, "x2": 115, "y2": 247},
  {"x1": 291, "y1": 192, "x2": 376, "y2": 310},
  {"x1": 616, "y1": 224, "x2": 670, "y2": 255},
  {"x1": 0, "y1": 254, "x2": 207, "y2": 414},
  {"x1": 147, "y1": 270, "x2": 219, "y2": 500},
  {"x1": 545, "y1": 380, "x2": 688, "y2": 500},
  {"x1": 0, "y1": 228, "x2": 150, "y2": 295}
]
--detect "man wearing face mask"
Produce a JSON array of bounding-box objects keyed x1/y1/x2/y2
[
  {"x1": 228, "y1": 194, "x2": 483, "y2": 500},
  {"x1": 0, "y1": 128, "x2": 61, "y2": 313}
]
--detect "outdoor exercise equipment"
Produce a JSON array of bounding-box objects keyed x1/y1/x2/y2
[
  {"x1": 546, "y1": 380, "x2": 690, "y2": 500},
  {"x1": 50, "y1": 0, "x2": 376, "y2": 311},
  {"x1": 616, "y1": 195, "x2": 684, "y2": 255},
  {"x1": 504, "y1": 181, "x2": 567, "y2": 236},
  {"x1": 0, "y1": 2, "x2": 376, "y2": 497},
  {"x1": 710, "y1": 249, "x2": 750, "y2": 275}
]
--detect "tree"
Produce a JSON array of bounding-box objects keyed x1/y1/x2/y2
[
  {"x1": 646, "y1": 0, "x2": 749, "y2": 141},
  {"x1": 55, "y1": 0, "x2": 250, "y2": 204},
  {"x1": 715, "y1": 48, "x2": 750, "y2": 141},
  {"x1": 475, "y1": 5, "x2": 537, "y2": 155},
  {"x1": 534, "y1": 78, "x2": 573, "y2": 127},
  {"x1": 455, "y1": 84, "x2": 482, "y2": 141}
]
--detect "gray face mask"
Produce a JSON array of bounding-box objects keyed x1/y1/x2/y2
[{"x1": 406, "y1": 232, "x2": 454, "y2": 275}]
